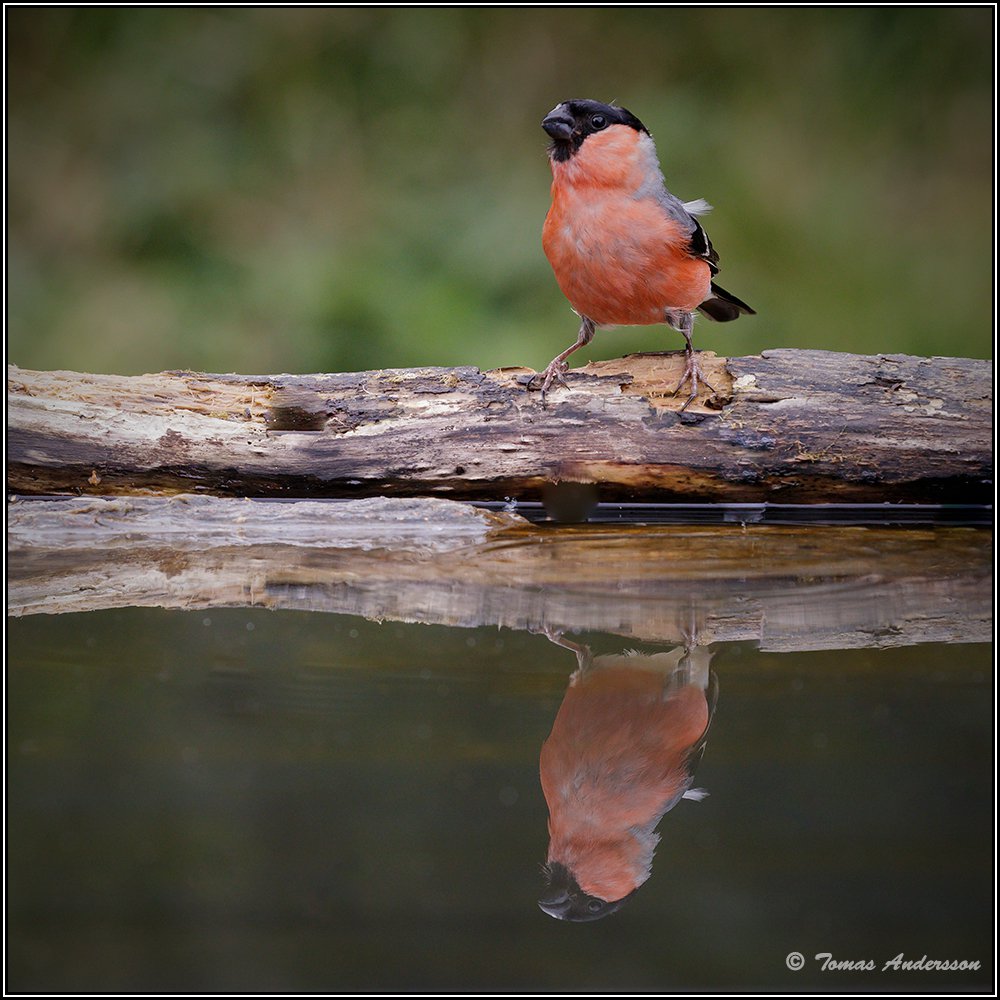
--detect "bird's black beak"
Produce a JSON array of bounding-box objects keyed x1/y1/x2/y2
[
  {"x1": 538, "y1": 862, "x2": 637, "y2": 922},
  {"x1": 541, "y1": 110, "x2": 574, "y2": 142},
  {"x1": 538, "y1": 862, "x2": 575, "y2": 919}
]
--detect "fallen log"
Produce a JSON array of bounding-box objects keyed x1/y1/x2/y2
[
  {"x1": 7, "y1": 495, "x2": 990, "y2": 651},
  {"x1": 6, "y1": 350, "x2": 991, "y2": 502}
]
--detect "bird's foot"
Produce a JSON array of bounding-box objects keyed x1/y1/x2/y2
[
  {"x1": 528, "y1": 625, "x2": 594, "y2": 676},
  {"x1": 527, "y1": 359, "x2": 570, "y2": 404},
  {"x1": 672, "y1": 350, "x2": 716, "y2": 412}
]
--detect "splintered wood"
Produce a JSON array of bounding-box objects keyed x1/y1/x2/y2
[{"x1": 6, "y1": 350, "x2": 991, "y2": 502}]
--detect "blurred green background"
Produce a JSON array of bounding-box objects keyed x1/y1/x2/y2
[{"x1": 7, "y1": 8, "x2": 993, "y2": 377}]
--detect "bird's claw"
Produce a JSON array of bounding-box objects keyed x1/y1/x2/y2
[
  {"x1": 672, "y1": 351, "x2": 716, "y2": 413},
  {"x1": 529, "y1": 626, "x2": 594, "y2": 675},
  {"x1": 528, "y1": 361, "x2": 570, "y2": 404}
]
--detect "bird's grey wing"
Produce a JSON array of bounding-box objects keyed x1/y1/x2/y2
[{"x1": 647, "y1": 186, "x2": 721, "y2": 274}]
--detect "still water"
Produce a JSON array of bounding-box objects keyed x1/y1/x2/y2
[{"x1": 6, "y1": 515, "x2": 994, "y2": 993}]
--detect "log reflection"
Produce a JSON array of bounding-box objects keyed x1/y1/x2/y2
[{"x1": 7, "y1": 496, "x2": 990, "y2": 651}]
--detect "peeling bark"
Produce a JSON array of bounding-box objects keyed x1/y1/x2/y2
[{"x1": 6, "y1": 350, "x2": 992, "y2": 502}]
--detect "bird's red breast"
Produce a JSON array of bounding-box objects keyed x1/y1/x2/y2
[
  {"x1": 539, "y1": 656, "x2": 711, "y2": 902},
  {"x1": 542, "y1": 125, "x2": 712, "y2": 325}
]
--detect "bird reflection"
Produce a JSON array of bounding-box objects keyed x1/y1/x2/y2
[{"x1": 537, "y1": 631, "x2": 717, "y2": 921}]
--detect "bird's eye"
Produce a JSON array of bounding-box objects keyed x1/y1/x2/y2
[
  {"x1": 588, "y1": 900, "x2": 603, "y2": 912},
  {"x1": 590, "y1": 114, "x2": 608, "y2": 130}
]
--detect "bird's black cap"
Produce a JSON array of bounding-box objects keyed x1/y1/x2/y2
[
  {"x1": 538, "y1": 861, "x2": 638, "y2": 921},
  {"x1": 542, "y1": 99, "x2": 648, "y2": 162}
]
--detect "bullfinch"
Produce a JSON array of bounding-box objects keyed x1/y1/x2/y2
[
  {"x1": 538, "y1": 635, "x2": 718, "y2": 921},
  {"x1": 534, "y1": 99, "x2": 754, "y2": 408}
]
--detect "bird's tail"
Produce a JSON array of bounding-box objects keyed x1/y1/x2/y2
[{"x1": 698, "y1": 282, "x2": 755, "y2": 322}]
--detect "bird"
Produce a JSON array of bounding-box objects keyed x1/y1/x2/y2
[
  {"x1": 537, "y1": 634, "x2": 718, "y2": 921},
  {"x1": 534, "y1": 98, "x2": 754, "y2": 408}
]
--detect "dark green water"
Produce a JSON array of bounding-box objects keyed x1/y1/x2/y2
[{"x1": 6, "y1": 608, "x2": 992, "y2": 992}]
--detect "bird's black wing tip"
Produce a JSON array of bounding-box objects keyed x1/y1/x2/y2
[{"x1": 699, "y1": 283, "x2": 755, "y2": 322}]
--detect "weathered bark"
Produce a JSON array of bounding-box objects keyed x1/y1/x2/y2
[
  {"x1": 6, "y1": 351, "x2": 992, "y2": 502},
  {"x1": 8, "y1": 496, "x2": 990, "y2": 651}
]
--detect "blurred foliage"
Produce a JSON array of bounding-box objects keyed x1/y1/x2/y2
[{"x1": 7, "y1": 8, "x2": 993, "y2": 376}]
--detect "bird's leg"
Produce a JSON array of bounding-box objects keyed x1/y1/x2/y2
[
  {"x1": 529, "y1": 625, "x2": 595, "y2": 678},
  {"x1": 667, "y1": 311, "x2": 716, "y2": 412},
  {"x1": 529, "y1": 316, "x2": 596, "y2": 403},
  {"x1": 668, "y1": 610, "x2": 714, "y2": 697},
  {"x1": 676, "y1": 608, "x2": 699, "y2": 685}
]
